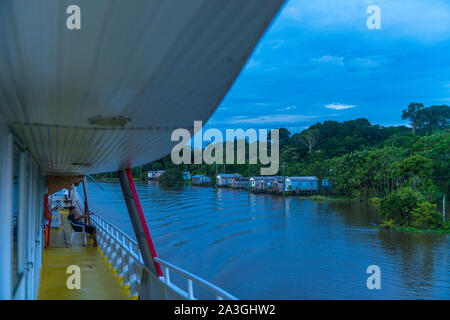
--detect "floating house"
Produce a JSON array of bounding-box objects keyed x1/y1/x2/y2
[
  {"x1": 249, "y1": 177, "x2": 278, "y2": 191},
  {"x1": 322, "y1": 179, "x2": 332, "y2": 188},
  {"x1": 192, "y1": 175, "x2": 211, "y2": 185},
  {"x1": 272, "y1": 178, "x2": 286, "y2": 193},
  {"x1": 216, "y1": 173, "x2": 242, "y2": 187},
  {"x1": 147, "y1": 170, "x2": 165, "y2": 180},
  {"x1": 285, "y1": 176, "x2": 319, "y2": 193},
  {"x1": 232, "y1": 177, "x2": 250, "y2": 189}
]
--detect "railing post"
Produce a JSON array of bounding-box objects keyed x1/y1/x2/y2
[
  {"x1": 129, "y1": 260, "x2": 139, "y2": 299},
  {"x1": 105, "y1": 231, "x2": 112, "y2": 264},
  {"x1": 98, "y1": 225, "x2": 106, "y2": 255},
  {"x1": 164, "y1": 267, "x2": 170, "y2": 284},
  {"x1": 122, "y1": 248, "x2": 131, "y2": 289},
  {"x1": 111, "y1": 235, "x2": 118, "y2": 272},
  {"x1": 187, "y1": 279, "x2": 194, "y2": 299},
  {"x1": 112, "y1": 232, "x2": 122, "y2": 274},
  {"x1": 96, "y1": 228, "x2": 102, "y2": 251},
  {"x1": 116, "y1": 248, "x2": 125, "y2": 281}
]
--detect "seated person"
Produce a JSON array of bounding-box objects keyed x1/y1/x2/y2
[{"x1": 68, "y1": 206, "x2": 97, "y2": 246}]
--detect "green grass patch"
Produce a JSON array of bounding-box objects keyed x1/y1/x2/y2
[
  {"x1": 391, "y1": 225, "x2": 450, "y2": 234},
  {"x1": 298, "y1": 195, "x2": 355, "y2": 202}
]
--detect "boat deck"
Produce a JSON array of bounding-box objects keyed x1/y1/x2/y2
[{"x1": 38, "y1": 209, "x2": 131, "y2": 300}]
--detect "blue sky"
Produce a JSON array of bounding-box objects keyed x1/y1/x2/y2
[{"x1": 206, "y1": 0, "x2": 450, "y2": 134}]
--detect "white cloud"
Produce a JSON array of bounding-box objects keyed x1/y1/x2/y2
[
  {"x1": 344, "y1": 57, "x2": 385, "y2": 71},
  {"x1": 228, "y1": 114, "x2": 319, "y2": 124},
  {"x1": 311, "y1": 55, "x2": 344, "y2": 66},
  {"x1": 246, "y1": 59, "x2": 261, "y2": 69},
  {"x1": 276, "y1": 105, "x2": 297, "y2": 111},
  {"x1": 310, "y1": 55, "x2": 388, "y2": 72},
  {"x1": 324, "y1": 103, "x2": 356, "y2": 110},
  {"x1": 282, "y1": 5, "x2": 303, "y2": 21}
]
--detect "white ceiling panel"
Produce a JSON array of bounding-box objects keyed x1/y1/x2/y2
[{"x1": 0, "y1": 0, "x2": 284, "y2": 175}]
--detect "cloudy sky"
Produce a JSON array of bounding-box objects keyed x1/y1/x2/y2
[{"x1": 205, "y1": 0, "x2": 450, "y2": 134}]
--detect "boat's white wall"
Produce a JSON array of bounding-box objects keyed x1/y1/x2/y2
[
  {"x1": 0, "y1": 0, "x2": 284, "y2": 176},
  {"x1": 0, "y1": 121, "x2": 13, "y2": 299},
  {"x1": 13, "y1": 153, "x2": 46, "y2": 300},
  {"x1": 0, "y1": 119, "x2": 46, "y2": 300},
  {"x1": 14, "y1": 152, "x2": 28, "y2": 300}
]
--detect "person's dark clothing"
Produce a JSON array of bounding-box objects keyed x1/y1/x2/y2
[{"x1": 68, "y1": 213, "x2": 95, "y2": 234}]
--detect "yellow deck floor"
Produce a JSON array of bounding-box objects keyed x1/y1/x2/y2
[{"x1": 38, "y1": 209, "x2": 131, "y2": 300}]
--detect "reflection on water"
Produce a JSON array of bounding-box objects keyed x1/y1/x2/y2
[{"x1": 86, "y1": 182, "x2": 449, "y2": 299}]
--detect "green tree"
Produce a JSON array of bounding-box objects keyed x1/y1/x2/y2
[
  {"x1": 412, "y1": 132, "x2": 450, "y2": 199},
  {"x1": 418, "y1": 105, "x2": 450, "y2": 130},
  {"x1": 378, "y1": 187, "x2": 424, "y2": 225},
  {"x1": 159, "y1": 168, "x2": 184, "y2": 189},
  {"x1": 402, "y1": 102, "x2": 424, "y2": 133},
  {"x1": 398, "y1": 155, "x2": 433, "y2": 191},
  {"x1": 300, "y1": 129, "x2": 320, "y2": 153},
  {"x1": 410, "y1": 202, "x2": 443, "y2": 230}
]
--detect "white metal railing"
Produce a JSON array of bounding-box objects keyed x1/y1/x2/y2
[
  {"x1": 154, "y1": 257, "x2": 237, "y2": 300},
  {"x1": 73, "y1": 192, "x2": 237, "y2": 300},
  {"x1": 73, "y1": 191, "x2": 85, "y2": 215}
]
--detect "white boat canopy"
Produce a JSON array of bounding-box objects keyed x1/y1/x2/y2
[{"x1": 0, "y1": 0, "x2": 283, "y2": 175}]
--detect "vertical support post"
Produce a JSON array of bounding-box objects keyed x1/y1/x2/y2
[
  {"x1": 44, "y1": 194, "x2": 50, "y2": 248},
  {"x1": 82, "y1": 177, "x2": 96, "y2": 246},
  {"x1": 0, "y1": 132, "x2": 13, "y2": 299},
  {"x1": 82, "y1": 177, "x2": 89, "y2": 224},
  {"x1": 70, "y1": 184, "x2": 75, "y2": 206},
  {"x1": 118, "y1": 168, "x2": 163, "y2": 299}
]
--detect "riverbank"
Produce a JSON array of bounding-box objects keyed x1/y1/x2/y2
[
  {"x1": 297, "y1": 195, "x2": 354, "y2": 202},
  {"x1": 379, "y1": 224, "x2": 450, "y2": 234},
  {"x1": 220, "y1": 188, "x2": 449, "y2": 234},
  {"x1": 394, "y1": 226, "x2": 450, "y2": 234},
  {"x1": 301, "y1": 195, "x2": 449, "y2": 234}
]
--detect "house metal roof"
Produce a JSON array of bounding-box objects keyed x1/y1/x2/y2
[
  {"x1": 285, "y1": 176, "x2": 319, "y2": 181},
  {"x1": 217, "y1": 174, "x2": 242, "y2": 178}
]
